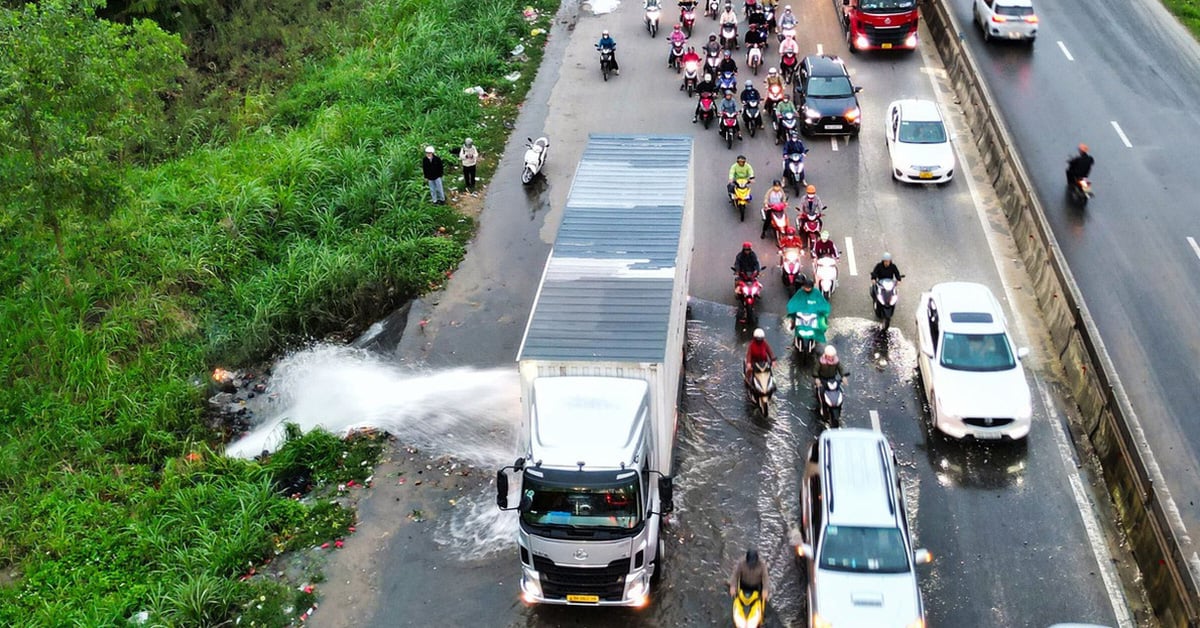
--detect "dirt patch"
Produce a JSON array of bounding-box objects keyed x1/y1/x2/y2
[{"x1": 449, "y1": 184, "x2": 487, "y2": 220}]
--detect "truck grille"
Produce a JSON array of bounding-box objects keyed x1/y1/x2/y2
[
  {"x1": 533, "y1": 556, "x2": 629, "y2": 600},
  {"x1": 963, "y1": 417, "x2": 1015, "y2": 428},
  {"x1": 864, "y1": 22, "x2": 915, "y2": 45}
]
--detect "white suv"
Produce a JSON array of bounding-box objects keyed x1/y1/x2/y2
[
  {"x1": 797, "y1": 429, "x2": 931, "y2": 628},
  {"x1": 974, "y1": 0, "x2": 1039, "y2": 43}
]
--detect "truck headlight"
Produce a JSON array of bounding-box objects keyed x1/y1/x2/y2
[
  {"x1": 854, "y1": 34, "x2": 870, "y2": 49},
  {"x1": 520, "y1": 570, "x2": 543, "y2": 602},
  {"x1": 905, "y1": 32, "x2": 918, "y2": 48}
]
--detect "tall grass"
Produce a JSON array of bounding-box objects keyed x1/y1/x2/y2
[{"x1": 0, "y1": 0, "x2": 557, "y2": 623}]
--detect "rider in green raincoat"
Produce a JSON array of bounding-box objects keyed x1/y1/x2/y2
[{"x1": 787, "y1": 277, "x2": 830, "y2": 344}]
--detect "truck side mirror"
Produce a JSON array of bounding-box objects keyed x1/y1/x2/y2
[
  {"x1": 658, "y1": 476, "x2": 675, "y2": 514},
  {"x1": 495, "y1": 470, "x2": 509, "y2": 509}
]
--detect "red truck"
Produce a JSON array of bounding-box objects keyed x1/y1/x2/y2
[{"x1": 836, "y1": 0, "x2": 920, "y2": 52}]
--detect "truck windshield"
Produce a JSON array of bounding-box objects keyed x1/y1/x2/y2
[
  {"x1": 858, "y1": 0, "x2": 916, "y2": 13},
  {"x1": 520, "y1": 470, "x2": 642, "y2": 531}
]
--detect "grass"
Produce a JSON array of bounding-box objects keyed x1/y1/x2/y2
[
  {"x1": 1161, "y1": 0, "x2": 1200, "y2": 40},
  {"x1": 0, "y1": 0, "x2": 558, "y2": 624}
]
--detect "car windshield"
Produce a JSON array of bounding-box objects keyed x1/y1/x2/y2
[
  {"x1": 996, "y1": 4, "x2": 1034, "y2": 16},
  {"x1": 520, "y1": 471, "x2": 642, "y2": 530},
  {"x1": 859, "y1": 0, "x2": 917, "y2": 12},
  {"x1": 818, "y1": 525, "x2": 910, "y2": 573},
  {"x1": 939, "y1": 332, "x2": 1016, "y2": 372},
  {"x1": 898, "y1": 120, "x2": 947, "y2": 144},
  {"x1": 807, "y1": 75, "x2": 853, "y2": 98}
]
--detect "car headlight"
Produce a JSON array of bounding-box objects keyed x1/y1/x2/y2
[
  {"x1": 804, "y1": 106, "x2": 820, "y2": 120},
  {"x1": 844, "y1": 107, "x2": 860, "y2": 122},
  {"x1": 906, "y1": 620, "x2": 925, "y2": 628},
  {"x1": 812, "y1": 613, "x2": 834, "y2": 628}
]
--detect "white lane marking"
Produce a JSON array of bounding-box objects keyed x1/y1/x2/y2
[
  {"x1": 844, "y1": 237, "x2": 857, "y2": 276},
  {"x1": 921, "y1": 44, "x2": 1135, "y2": 625},
  {"x1": 1040, "y1": 382, "x2": 1138, "y2": 628},
  {"x1": 817, "y1": 43, "x2": 824, "y2": 56},
  {"x1": 831, "y1": 136, "x2": 839, "y2": 151},
  {"x1": 1111, "y1": 121, "x2": 1133, "y2": 148},
  {"x1": 869, "y1": 409, "x2": 881, "y2": 432},
  {"x1": 1057, "y1": 40, "x2": 1075, "y2": 61},
  {"x1": 1188, "y1": 237, "x2": 1200, "y2": 260}
]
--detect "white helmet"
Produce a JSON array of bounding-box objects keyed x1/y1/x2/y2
[
  {"x1": 753, "y1": 328, "x2": 766, "y2": 340},
  {"x1": 768, "y1": 67, "x2": 778, "y2": 75},
  {"x1": 824, "y1": 345, "x2": 838, "y2": 358}
]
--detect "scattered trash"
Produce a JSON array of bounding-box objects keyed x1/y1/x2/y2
[
  {"x1": 504, "y1": 71, "x2": 521, "y2": 82},
  {"x1": 334, "y1": 539, "x2": 344, "y2": 549},
  {"x1": 523, "y1": 6, "x2": 538, "y2": 20},
  {"x1": 510, "y1": 44, "x2": 525, "y2": 57},
  {"x1": 531, "y1": 28, "x2": 545, "y2": 36},
  {"x1": 463, "y1": 85, "x2": 486, "y2": 96}
]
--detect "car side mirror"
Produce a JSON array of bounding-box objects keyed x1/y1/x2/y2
[
  {"x1": 854, "y1": 86, "x2": 863, "y2": 93},
  {"x1": 914, "y1": 548, "x2": 933, "y2": 565},
  {"x1": 797, "y1": 542, "x2": 814, "y2": 557},
  {"x1": 1017, "y1": 347, "x2": 1030, "y2": 359},
  {"x1": 658, "y1": 476, "x2": 675, "y2": 514}
]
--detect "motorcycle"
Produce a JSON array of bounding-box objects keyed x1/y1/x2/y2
[
  {"x1": 871, "y1": 276, "x2": 903, "y2": 331},
  {"x1": 706, "y1": 0, "x2": 720, "y2": 19},
  {"x1": 782, "y1": 149, "x2": 807, "y2": 194},
  {"x1": 764, "y1": 82, "x2": 785, "y2": 117},
  {"x1": 682, "y1": 60, "x2": 701, "y2": 95},
  {"x1": 798, "y1": 207, "x2": 823, "y2": 251},
  {"x1": 720, "y1": 110, "x2": 741, "y2": 149},
  {"x1": 1068, "y1": 175, "x2": 1093, "y2": 207},
  {"x1": 779, "y1": 244, "x2": 805, "y2": 296},
  {"x1": 717, "y1": 70, "x2": 738, "y2": 94},
  {"x1": 669, "y1": 41, "x2": 686, "y2": 71},
  {"x1": 646, "y1": 4, "x2": 662, "y2": 37},
  {"x1": 730, "y1": 177, "x2": 752, "y2": 221},
  {"x1": 597, "y1": 46, "x2": 617, "y2": 81},
  {"x1": 742, "y1": 98, "x2": 762, "y2": 137},
  {"x1": 745, "y1": 360, "x2": 776, "y2": 417},
  {"x1": 705, "y1": 50, "x2": 722, "y2": 75},
  {"x1": 521, "y1": 137, "x2": 550, "y2": 184},
  {"x1": 720, "y1": 22, "x2": 739, "y2": 50},
  {"x1": 778, "y1": 17, "x2": 797, "y2": 42},
  {"x1": 780, "y1": 49, "x2": 798, "y2": 84},
  {"x1": 791, "y1": 311, "x2": 822, "y2": 356},
  {"x1": 698, "y1": 91, "x2": 717, "y2": 128},
  {"x1": 814, "y1": 255, "x2": 839, "y2": 301},
  {"x1": 765, "y1": 202, "x2": 789, "y2": 247},
  {"x1": 746, "y1": 42, "x2": 763, "y2": 74},
  {"x1": 773, "y1": 110, "x2": 798, "y2": 145},
  {"x1": 815, "y1": 373, "x2": 846, "y2": 427},
  {"x1": 682, "y1": 6, "x2": 697, "y2": 36},
  {"x1": 733, "y1": 270, "x2": 763, "y2": 327},
  {"x1": 762, "y1": 3, "x2": 776, "y2": 32}
]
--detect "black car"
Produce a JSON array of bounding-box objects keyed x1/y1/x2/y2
[{"x1": 795, "y1": 55, "x2": 862, "y2": 136}]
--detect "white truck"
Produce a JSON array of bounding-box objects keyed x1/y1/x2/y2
[{"x1": 495, "y1": 134, "x2": 695, "y2": 607}]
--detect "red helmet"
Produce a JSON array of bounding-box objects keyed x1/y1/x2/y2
[
  {"x1": 785, "y1": 226, "x2": 796, "y2": 235},
  {"x1": 1078, "y1": 143, "x2": 1089, "y2": 153},
  {"x1": 742, "y1": 241, "x2": 753, "y2": 250}
]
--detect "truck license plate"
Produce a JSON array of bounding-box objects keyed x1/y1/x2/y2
[
  {"x1": 882, "y1": 43, "x2": 893, "y2": 49},
  {"x1": 567, "y1": 594, "x2": 600, "y2": 603}
]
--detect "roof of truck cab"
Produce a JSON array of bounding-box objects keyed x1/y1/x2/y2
[
  {"x1": 518, "y1": 134, "x2": 694, "y2": 364},
  {"x1": 530, "y1": 377, "x2": 649, "y2": 467}
]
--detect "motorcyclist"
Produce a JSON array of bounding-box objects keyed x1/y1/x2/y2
[
  {"x1": 812, "y1": 230, "x2": 839, "y2": 260},
  {"x1": 704, "y1": 32, "x2": 723, "y2": 58},
  {"x1": 733, "y1": 241, "x2": 762, "y2": 288},
  {"x1": 679, "y1": 0, "x2": 698, "y2": 21},
  {"x1": 729, "y1": 547, "x2": 770, "y2": 602},
  {"x1": 682, "y1": 45, "x2": 703, "y2": 67},
  {"x1": 744, "y1": 21, "x2": 768, "y2": 50},
  {"x1": 744, "y1": 328, "x2": 776, "y2": 380},
  {"x1": 798, "y1": 184, "x2": 825, "y2": 217},
  {"x1": 782, "y1": 131, "x2": 806, "y2": 159},
  {"x1": 597, "y1": 30, "x2": 619, "y2": 74},
  {"x1": 693, "y1": 73, "x2": 718, "y2": 121},
  {"x1": 762, "y1": 179, "x2": 788, "y2": 238},
  {"x1": 813, "y1": 344, "x2": 848, "y2": 389},
  {"x1": 778, "y1": 225, "x2": 803, "y2": 250},
  {"x1": 720, "y1": 3, "x2": 740, "y2": 29},
  {"x1": 778, "y1": 32, "x2": 799, "y2": 59},
  {"x1": 746, "y1": 3, "x2": 768, "y2": 30},
  {"x1": 719, "y1": 91, "x2": 742, "y2": 139},
  {"x1": 778, "y1": 4, "x2": 797, "y2": 33},
  {"x1": 870, "y1": 252, "x2": 902, "y2": 301},
  {"x1": 728, "y1": 154, "x2": 755, "y2": 195},
  {"x1": 740, "y1": 79, "x2": 761, "y2": 105},
  {"x1": 667, "y1": 24, "x2": 688, "y2": 65},
  {"x1": 1066, "y1": 143, "x2": 1094, "y2": 189},
  {"x1": 787, "y1": 275, "x2": 830, "y2": 343},
  {"x1": 717, "y1": 49, "x2": 739, "y2": 75}
]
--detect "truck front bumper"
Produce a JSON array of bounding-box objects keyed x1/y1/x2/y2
[{"x1": 520, "y1": 565, "x2": 651, "y2": 607}]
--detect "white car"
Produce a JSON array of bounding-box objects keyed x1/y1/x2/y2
[
  {"x1": 885, "y1": 99, "x2": 955, "y2": 184},
  {"x1": 974, "y1": 0, "x2": 1039, "y2": 43},
  {"x1": 915, "y1": 282, "x2": 1032, "y2": 440}
]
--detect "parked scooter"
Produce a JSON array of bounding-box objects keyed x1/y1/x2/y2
[
  {"x1": 745, "y1": 360, "x2": 776, "y2": 417},
  {"x1": 871, "y1": 276, "x2": 903, "y2": 330},
  {"x1": 815, "y1": 373, "x2": 846, "y2": 427},
  {"x1": 521, "y1": 137, "x2": 550, "y2": 184},
  {"x1": 732, "y1": 586, "x2": 765, "y2": 628},
  {"x1": 814, "y1": 256, "x2": 838, "y2": 301},
  {"x1": 733, "y1": 269, "x2": 763, "y2": 327}
]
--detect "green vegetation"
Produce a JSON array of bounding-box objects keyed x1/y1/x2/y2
[
  {"x1": 0, "y1": 0, "x2": 556, "y2": 624},
  {"x1": 1162, "y1": 0, "x2": 1200, "y2": 40}
]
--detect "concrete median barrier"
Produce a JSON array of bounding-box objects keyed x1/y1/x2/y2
[{"x1": 920, "y1": 0, "x2": 1200, "y2": 624}]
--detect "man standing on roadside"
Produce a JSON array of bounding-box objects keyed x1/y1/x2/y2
[
  {"x1": 459, "y1": 138, "x2": 480, "y2": 193},
  {"x1": 423, "y1": 146, "x2": 446, "y2": 205}
]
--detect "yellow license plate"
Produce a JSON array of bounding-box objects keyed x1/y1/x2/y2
[
  {"x1": 567, "y1": 594, "x2": 600, "y2": 603},
  {"x1": 919, "y1": 172, "x2": 933, "y2": 179},
  {"x1": 882, "y1": 43, "x2": 893, "y2": 49}
]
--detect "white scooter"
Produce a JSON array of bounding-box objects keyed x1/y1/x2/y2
[
  {"x1": 814, "y1": 256, "x2": 839, "y2": 301},
  {"x1": 522, "y1": 137, "x2": 549, "y2": 184}
]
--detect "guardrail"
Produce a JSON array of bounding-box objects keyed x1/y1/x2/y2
[{"x1": 918, "y1": 0, "x2": 1200, "y2": 624}]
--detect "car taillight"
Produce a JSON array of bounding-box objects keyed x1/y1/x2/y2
[
  {"x1": 1024, "y1": 14, "x2": 1038, "y2": 23},
  {"x1": 991, "y1": 14, "x2": 1008, "y2": 22}
]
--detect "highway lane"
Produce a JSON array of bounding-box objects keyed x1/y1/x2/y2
[
  {"x1": 949, "y1": 0, "x2": 1200, "y2": 562},
  {"x1": 312, "y1": 1, "x2": 1136, "y2": 625}
]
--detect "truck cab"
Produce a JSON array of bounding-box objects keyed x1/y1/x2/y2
[{"x1": 838, "y1": 0, "x2": 919, "y2": 52}]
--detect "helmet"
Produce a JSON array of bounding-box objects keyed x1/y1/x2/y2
[
  {"x1": 746, "y1": 80, "x2": 754, "y2": 88},
  {"x1": 704, "y1": 72, "x2": 713, "y2": 80},
  {"x1": 1078, "y1": 143, "x2": 1089, "y2": 153},
  {"x1": 785, "y1": 226, "x2": 796, "y2": 235},
  {"x1": 785, "y1": 4, "x2": 792, "y2": 10},
  {"x1": 709, "y1": 33, "x2": 718, "y2": 39},
  {"x1": 882, "y1": 252, "x2": 892, "y2": 261},
  {"x1": 746, "y1": 548, "x2": 760, "y2": 566},
  {"x1": 820, "y1": 230, "x2": 830, "y2": 239},
  {"x1": 602, "y1": 29, "x2": 610, "y2": 35},
  {"x1": 753, "y1": 328, "x2": 765, "y2": 340},
  {"x1": 674, "y1": 23, "x2": 682, "y2": 29},
  {"x1": 464, "y1": 138, "x2": 473, "y2": 147},
  {"x1": 725, "y1": 3, "x2": 732, "y2": 9},
  {"x1": 768, "y1": 67, "x2": 778, "y2": 75},
  {"x1": 723, "y1": 49, "x2": 731, "y2": 57},
  {"x1": 806, "y1": 184, "x2": 816, "y2": 194},
  {"x1": 742, "y1": 241, "x2": 753, "y2": 250},
  {"x1": 824, "y1": 345, "x2": 838, "y2": 358}
]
